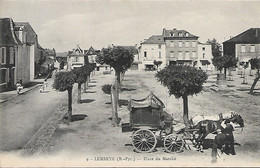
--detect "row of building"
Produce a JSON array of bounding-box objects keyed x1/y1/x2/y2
[
  {"x1": 0, "y1": 18, "x2": 56, "y2": 92},
  {"x1": 137, "y1": 28, "x2": 260, "y2": 71},
  {"x1": 59, "y1": 27, "x2": 260, "y2": 74}
]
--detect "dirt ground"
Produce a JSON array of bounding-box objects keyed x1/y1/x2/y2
[{"x1": 1, "y1": 70, "x2": 259, "y2": 167}]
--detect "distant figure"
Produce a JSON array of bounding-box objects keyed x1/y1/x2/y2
[
  {"x1": 39, "y1": 85, "x2": 44, "y2": 93},
  {"x1": 16, "y1": 82, "x2": 23, "y2": 94},
  {"x1": 43, "y1": 79, "x2": 48, "y2": 91}
]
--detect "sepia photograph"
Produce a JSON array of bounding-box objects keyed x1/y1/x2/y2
[{"x1": 0, "y1": 0, "x2": 259, "y2": 167}]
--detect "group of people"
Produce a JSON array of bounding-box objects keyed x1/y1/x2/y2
[
  {"x1": 16, "y1": 79, "x2": 48, "y2": 94},
  {"x1": 211, "y1": 119, "x2": 236, "y2": 163}
]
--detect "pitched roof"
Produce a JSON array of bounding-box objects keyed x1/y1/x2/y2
[
  {"x1": 163, "y1": 28, "x2": 199, "y2": 38},
  {"x1": 142, "y1": 35, "x2": 165, "y2": 44},
  {"x1": 85, "y1": 46, "x2": 96, "y2": 55},
  {"x1": 45, "y1": 48, "x2": 56, "y2": 56},
  {"x1": 68, "y1": 45, "x2": 84, "y2": 56},
  {"x1": 223, "y1": 28, "x2": 260, "y2": 44},
  {"x1": 0, "y1": 18, "x2": 22, "y2": 46},
  {"x1": 14, "y1": 22, "x2": 38, "y2": 45},
  {"x1": 56, "y1": 52, "x2": 68, "y2": 57},
  {"x1": 117, "y1": 45, "x2": 138, "y2": 54}
]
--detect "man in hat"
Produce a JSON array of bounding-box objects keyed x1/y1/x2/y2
[{"x1": 221, "y1": 119, "x2": 236, "y2": 155}]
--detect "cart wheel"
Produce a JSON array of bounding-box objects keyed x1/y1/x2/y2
[
  {"x1": 164, "y1": 134, "x2": 184, "y2": 153},
  {"x1": 132, "y1": 129, "x2": 157, "y2": 153}
]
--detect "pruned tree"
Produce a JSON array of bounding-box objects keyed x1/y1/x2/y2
[
  {"x1": 223, "y1": 55, "x2": 238, "y2": 78},
  {"x1": 83, "y1": 63, "x2": 96, "y2": 93},
  {"x1": 156, "y1": 65, "x2": 208, "y2": 126},
  {"x1": 154, "y1": 60, "x2": 163, "y2": 70},
  {"x1": 72, "y1": 64, "x2": 93, "y2": 103},
  {"x1": 212, "y1": 55, "x2": 237, "y2": 78},
  {"x1": 96, "y1": 46, "x2": 134, "y2": 126},
  {"x1": 53, "y1": 71, "x2": 76, "y2": 122},
  {"x1": 249, "y1": 58, "x2": 260, "y2": 94}
]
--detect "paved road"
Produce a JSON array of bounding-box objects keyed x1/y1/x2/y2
[{"x1": 0, "y1": 78, "x2": 71, "y2": 151}]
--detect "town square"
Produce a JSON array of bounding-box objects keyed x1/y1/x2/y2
[{"x1": 0, "y1": 1, "x2": 259, "y2": 167}]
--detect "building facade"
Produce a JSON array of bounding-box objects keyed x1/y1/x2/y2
[
  {"x1": 0, "y1": 18, "x2": 21, "y2": 91},
  {"x1": 138, "y1": 28, "x2": 210, "y2": 71},
  {"x1": 163, "y1": 28, "x2": 199, "y2": 66},
  {"x1": 223, "y1": 28, "x2": 260, "y2": 68},
  {"x1": 67, "y1": 45, "x2": 85, "y2": 70},
  {"x1": 15, "y1": 22, "x2": 41, "y2": 80},
  {"x1": 197, "y1": 42, "x2": 214, "y2": 71},
  {"x1": 139, "y1": 35, "x2": 166, "y2": 70}
]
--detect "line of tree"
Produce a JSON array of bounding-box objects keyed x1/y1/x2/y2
[
  {"x1": 52, "y1": 63, "x2": 96, "y2": 122},
  {"x1": 156, "y1": 65, "x2": 208, "y2": 127},
  {"x1": 96, "y1": 46, "x2": 134, "y2": 126}
]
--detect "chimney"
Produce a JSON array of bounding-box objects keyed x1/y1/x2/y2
[
  {"x1": 18, "y1": 26, "x2": 26, "y2": 43},
  {"x1": 173, "y1": 28, "x2": 176, "y2": 31},
  {"x1": 162, "y1": 28, "x2": 166, "y2": 36}
]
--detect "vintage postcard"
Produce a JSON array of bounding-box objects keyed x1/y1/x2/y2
[{"x1": 0, "y1": 0, "x2": 259, "y2": 167}]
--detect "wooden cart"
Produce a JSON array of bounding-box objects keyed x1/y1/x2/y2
[{"x1": 122, "y1": 93, "x2": 185, "y2": 153}]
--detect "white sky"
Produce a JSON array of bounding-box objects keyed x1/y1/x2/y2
[{"x1": 1, "y1": 0, "x2": 260, "y2": 52}]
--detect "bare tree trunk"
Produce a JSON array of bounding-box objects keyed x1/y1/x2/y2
[
  {"x1": 249, "y1": 69, "x2": 260, "y2": 94},
  {"x1": 111, "y1": 84, "x2": 118, "y2": 126},
  {"x1": 115, "y1": 71, "x2": 120, "y2": 100},
  {"x1": 83, "y1": 82, "x2": 87, "y2": 93},
  {"x1": 77, "y1": 83, "x2": 81, "y2": 103},
  {"x1": 68, "y1": 87, "x2": 73, "y2": 122},
  {"x1": 183, "y1": 95, "x2": 190, "y2": 127},
  {"x1": 224, "y1": 67, "x2": 227, "y2": 79}
]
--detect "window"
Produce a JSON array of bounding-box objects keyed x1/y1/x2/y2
[
  {"x1": 170, "y1": 32, "x2": 174, "y2": 36},
  {"x1": 241, "y1": 45, "x2": 246, "y2": 52},
  {"x1": 1, "y1": 47, "x2": 6, "y2": 64},
  {"x1": 251, "y1": 45, "x2": 255, "y2": 52},
  {"x1": 185, "y1": 41, "x2": 189, "y2": 47},
  {"x1": 158, "y1": 45, "x2": 161, "y2": 49},
  {"x1": 170, "y1": 51, "x2": 174, "y2": 57},
  {"x1": 158, "y1": 51, "x2": 162, "y2": 58},
  {"x1": 144, "y1": 51, "x2": 147, "y2": 57},
  {"x1": 185, "y1": 33, "x2": 189, "y2": 37},
  {"x1": 202, "y1": 47, "x2": 205, "y2": 51},
  {"x1": 0, "y1": 68, "x2": 7, "y2": 84},
  {"x1": 170, "y1": 41, "x2": 174, "y2": 47},
  {"x1": 192, "y1": 41, "x2": 196, "y2": 47},
  {"x1": 192, "y1": 51, "x2": 196, "y2": 58},
  {"x1": 178, "y1": 32, "x2": 183, "y2": 36},
  {"x1": 185, "y1": 51, "x2": 189, "y2": 59},
  {"x1": 178, "y1": 51, "x2": 183, "y2": 58},
  {"x1": 76, "y1": 57, "x2": 79, "y2": 62},
  {"x1": 9, "y1": 47, "x2": 14, "y2": 64},
  {"x1": 178, "y1": 41, "x2": 182, "y2": 47},
  {"x1": 203, "y1": 53, "x2": 205, "y2": 59}
]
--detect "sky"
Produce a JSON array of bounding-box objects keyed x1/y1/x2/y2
[{"x1": 1, "y1": 0, "x2": 260, "y2": 52}]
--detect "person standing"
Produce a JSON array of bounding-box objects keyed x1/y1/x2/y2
[
  {"x1": 221, "y1": 119, "x2": 236, "y2": 155},
  {"x1": 43, "y1": 79, "x2": 48, "y2": 91}
]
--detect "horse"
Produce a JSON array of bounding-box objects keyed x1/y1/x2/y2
[{"x1": 191, "y1": 113, "x2": 244, "y2": 150}]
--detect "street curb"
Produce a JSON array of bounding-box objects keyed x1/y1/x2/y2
[{"x1": 0, "y1": 84, "x2": 42, "y2": 104}]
